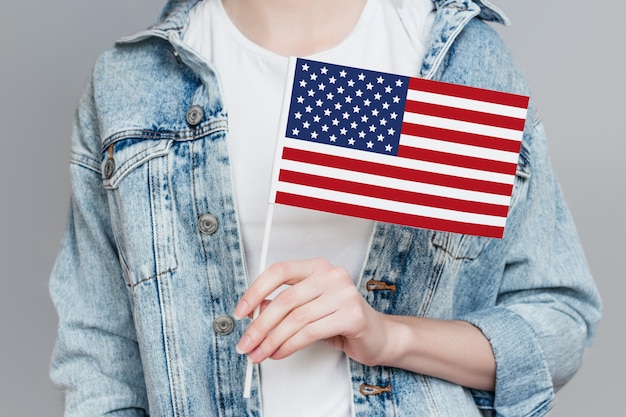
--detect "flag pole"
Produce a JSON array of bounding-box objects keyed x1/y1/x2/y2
[{"x1": 243, "y1": 203, "x2": 275, "y2": 398}]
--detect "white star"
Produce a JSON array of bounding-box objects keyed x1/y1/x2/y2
[
  {"x1": 294, "y1": 112, "x2": 302, "y2": 119},
  {"x1": 321, "y1": 124, "x2": 329, "y2": 132},
  {"x1": 369, "y1": 124, "x2": 376, "y2": 132},
  {"x1": 390, "y1": 112, "x2": 398, "y2": 119},
  {"x1": 345, "y1": 96, "x2": 353, "y2": 103},
  {"x1": 353, "y1": 105, "x2": 361, "y2": 113},
  {"x1": 359, "y1": 131, "x2": 366, "y2": 139},
  {"x1": 339, "y1": 70, "x2": 347, "y2": 77},
  {"x1": 393, "y1": 95, "x2": 400, "y2": 103},
  {"x1": 395, "y1": 79, "x2": 403, "y2": 87},
  {"x1": 302, "y1": 63, "x2": 309, "y2": 71},
  {"x1": 334, "y1": 102, "x2": 342, "y2": 110},
  {"x1": 358, "y1": 73, "x2": 366, "y2": 81},
  {"x1": 305, "y1": 105, "x2": 313, "y2": 113},
  {"x1": 332, "y1": 118, "x2": 340, "y2": 126},
  {"x1": 297, "y1": 96, "x2": 305, "y2": 103},
  {"x1": 347, "y1": 79, "x2": 355, "y2": 87},
  {"x1": 337, "y1": 86, "x2": 345, "y2": 94},
  {"x1": 316, "y1": 99, "x2": 323, "y2": 107},
  {"x1": 321, "y1": 66, "x2": 328, "y2": 74},
  {"x1": 292, "y1": 128, "x2": 300, "y2": 135},
  {"x1": 340, "y1": 127, "x2": 348, "y2": 135},
  {"x1": 385, "y1": 144, "x2": 393, "y2": 152},
  {"x1": 311, "y1": 131, "x2": 318, "y2": 139},
  {"x1": 313, "y1": 115, "x2": 321, "y2": 122},
  {"x1": 377, "y1": 76, "x2": 384, "y2": 84},
  {"x1": 318, "y1": 83, "x2": 326, "y2": 91},
  {"x1": 299, "y1": 80, "x2": 307, "y2": 87},
  {"x1": 371, "y1": 109, "x2": 380, "y2": 116},
  {"x1": 342, "y1": 112, "x2": 350, "y2": 119},
  {"x1": 380, "y1": 118, "x2": 387, "y2": 126},
  {"x1": 382, "y1": 102, "x2": 390, "y2": 110},
  {"x1": 377, "y1": 134, "x2": 385, "y2": 141},
  {"x1": 374, "y1": 93, "x2": 382, "y2": 100},
  {"x1": 348, "y1": 138, "x2": 356, "y2": 145},
  {"x1": 366, "y1": 141, "x2": 374, "y2": 148},
  {"x1": 355, "y1": 89, "x2": 363, "y2": 97},
  {"x1": 329, "y1": 76, "x2": 337, "y2": 84},
  {"x1": 310, "y1": 73, "x2": 318, "y2": 80},
  {"x1": 361, "y1": 115, "x2": 369, "y2": 122},
  {"x1": 327, "y1": 92, "x2": 334, "y2": 100},
  {"x1": 350, "y1": 121, "x2": 358, "y2": 129},
  {"x1": 324, "y1": 108, "x2": 332, "y2": 116},
  {"x1": 330, "y1": 134, "x2": 337, "y2": 142},
  {"x1": 363, "y1": 99, "x2": 371, "y2": 106},
  {"x1": 303, "y1": 121, "x2": 310, "y2": 129},
  {"x1": 366, "y1": 82, "x2": 374, "y2": 90},
  {"x1": 387, "y1": 127, "x2": 395, "y2": 135},
  {"x1": 308, "y1": 89, "x2": 315, "y2": 97},
  {"x1": 385, "y1": 86, "x2": 392, "y2": 93}
]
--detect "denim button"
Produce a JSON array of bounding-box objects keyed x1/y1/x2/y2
[
  {"x1": 103, "y1": 158, "x2": 115, "y2": 179},
  {"x1": 186, "y1": 105, "x2": 204, "y2": 126},
  {"x1": 198, "y1": 214, "x2": 218, "y2": 235},
  {"x1": 213, "y1": 315, "x2": 235, "y2": 336}
]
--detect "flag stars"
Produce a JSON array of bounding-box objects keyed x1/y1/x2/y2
[
  {"x1": 366, "y1": 141, "x2": 374, "y2": 148},
  {"x1": 339, "y1": 70, "x2": 347, "y2": 77},
  {"x1": 337, "y1": 86, "x2": 345, "y2": 94},
  {"x1": 332, "y1": 118, "x2": 340, "y2": 126},
  {"x1": 369, "y1": 124, "x2": 377, "y2": 132},
  {"x1": 374, "y1": 93, "x2": 382, "y2": 100},
  {"x1": 310, "y1": 73, "x2": 318, "y2": 80},
  {"x1": 359, "y1": 131, "x2": 366, "y2": 139},
  {"x1": 305, "y1": 105, "x2": 313, "y2": 113},
  {"x1": 371, "y1": 109, "x2": 379, "y2": 116},
  {"x1": 347, "y1": 79, "x2": 355, "y2": 87},
  {"x1": 320, "y1": 66, "x2": 328, "y2": 74},
  {"x1": 392, "y1": 95, "x2": 400, "y2": 103},
  {"x1": 366, "y1": 82, "x2": 373, "y2": 90},
  {"x1": 316, "y1": 99, "x2": 323, "y2": 107},
  {"x1": 294, "y1": 112, "x2": 302, "y2": 119},
  {"x1": 387, "y1": 127, "x2": 396, "y2": 135},
  {"x1": 313, "y1": 115, "x2": 321, "y2": 123},
  {"x1": 353, "y1": 105, "x2": 361, "y2": 113},
  {"x1": 329, "y1": 76, "x2": 337, "y2": 84},
  {"x1": 321, "y1": 124, "x2": 329, "y2": 132},
  {"x1": 390, "y1": 112, "x2": 398, "y2": 119},
  {"x1": 299, "y1": 80, "x2": 307, "y2": 87},
  {"x1": 385, "y1": 85, "x2": 393, "y2": 93},
  {"x1": 385, "y1": 144, "x2": 393, "y2": 152},
  {"x1": 308, "y1": 89, "x2": 315, "y2": 97},
  {"x1": 297, "y1": 96, "x2": 305, "y2": 103},
  {"x1": 324, "y1": 108, "x2": 332, "y2": 116},
  {"x1": 340, "y1": 127, "x2": 348, "y2": 135},
  {"x1": 303, "y1": 121, "x2": 310, "y2": 129},
  {"x1": 318, "y1": 83, "x2": 326, "y2": 91},
  {"x1": 382, "y1": 102, "x2": 390, "y2": 110},
  {"x1": 311, "y1": 131, "x2": 318, "y2": 139},
  {"x1": 377, "y1": 76, "x2": 384, "y2": 84},
  {"x1": 345, "y1": 96, "x2": 353, "y2": 103},
  {"x1": 292, "y1": 128, "x2": 300, "y2": 135},
  {"x1": 334, "y1": 102, "x2": 342, "y2": 110},
  {"x1": 361, "y1": 115, "x2": 369, "y2": 123},
  {"x1": 350, "y1": 121, "x2": 358, "y2": 129},
  {"x1": 327, "y1": 92, "x2": 335, "y2": 100},
  {"x1": 355, "y1": 89, "x2": 363, "y2": 97},
  {"x1": 302, "y1": 63, "x2": 309, "y2": 71},
  {"x1": 377, "y1": 134, "x2": 385, "y2": 141},
  {"x1": 395, "y1": 79, "x2": 403, "y2": 87},
  {"x1": 358, "y1": 73, "x2": 366, "y2": 81},
  {"x1": 342, "y1": 112, "x2": 350, "y2": 119},
  {"x1": 363, "y1": 99, "x2": 371, "y2": 107},
  {"x1": 348, "y1": 138, "x2": 356, "y2": 145},
  {"x1": 329, "y1": 134, "x2": 337, "y2": 142}
]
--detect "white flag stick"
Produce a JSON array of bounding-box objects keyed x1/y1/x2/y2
[{"x1": 243, "y1": 203, "x2": 275, "y2": 398}]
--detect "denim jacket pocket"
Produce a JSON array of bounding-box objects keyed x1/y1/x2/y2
[{"x1": 101, "y1": 136, "x2": 177, "y2": 287}]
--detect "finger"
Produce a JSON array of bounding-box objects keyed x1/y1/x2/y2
[
  {"x1": 236, "y1": 277, "x2": 326, "y2": 355},
  {"x1": 234, "y1": 258, "x2": 332, "y2": 319}
]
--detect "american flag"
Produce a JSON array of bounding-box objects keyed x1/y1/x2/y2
[{"x1": 269, "y1": 58, "x2": 530, "y2": 238}]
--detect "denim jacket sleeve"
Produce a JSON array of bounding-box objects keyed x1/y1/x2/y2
[
  {"x1": 49, "y1": 76, "x2": 149, "y2": 417},
  {"x1": 437, "y1": 19, "x2": 602, "y2": 417}
]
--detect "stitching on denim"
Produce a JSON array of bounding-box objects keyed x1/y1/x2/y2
[
  {"x1": 359, "y1": 383, "x2": 392, "y2": 396},
  {"x1": 366, "y1": 279, "x2": 397, "y2": 292}
]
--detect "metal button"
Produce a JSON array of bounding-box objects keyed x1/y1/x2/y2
[
  {"x1": 103, "y1": 158, "x2": 115, "y2": 180},
  {"x1": 198, "y1": 214, "x2": 218, "y2": 235},
  {"x1": 186, "y1": 105, "x2": 204, "y2": 126},
  {"x1": 213, "y1": 315, "x2": 235, "y2": 336}
]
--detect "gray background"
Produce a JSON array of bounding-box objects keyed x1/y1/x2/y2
[{"x1": 0, "y1": 1, "x2": 622, "y2": 415}]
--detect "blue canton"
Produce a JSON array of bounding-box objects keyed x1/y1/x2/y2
[{"x1": 285, "y1": 59, "x2": 409, "y2": 156}]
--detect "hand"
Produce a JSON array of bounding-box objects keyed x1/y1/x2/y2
[{"x1": 234, "y1": 258, "x2": 388, "y2": 366}]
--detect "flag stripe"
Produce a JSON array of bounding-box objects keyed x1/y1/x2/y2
[
  {"x1": 275, "y1": 192, "x2": 505, "y2": 238},
  {"x1": 408, "y1": 77, "x2": 530, "y2": 109},
  {"x1": 404, "y1": 100, "x2": 526, "y2": 131},
  {"x1": 284, "y1": 139, "x2": 516, "y2": 184},
  {"x1": 278, "y1": 170, "x2": 511, "y2": 217},
  {"x1": 397, "y1": 146, "x2": 518, "y2": 175},
  {"x1": 406, "y1": 89, "x2": 528, "y2": 119},
  {"x1": 402, "y1": 113, "x2": 524, "y2": 141},
  {"x1": 282, "y1": 147, "x2": 515, "y2": 195},
  {"x1": 401, "y1": 123, "x2": 522, "y2": 153},
  {"x1": 399, "y1": 135, "x2": 520, "y2": 164},
  {"x1": 278, "y1": 159, "x2": 512, "y2": 205}
]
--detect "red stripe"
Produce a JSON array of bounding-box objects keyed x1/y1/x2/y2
[
  {"x1": 278, "y1": 170, "x2": 510, "y2": 217},
  {"x1": 408, "y1": 77, "x2": 530, "y2": 109},
  {"x1": 403, "y1": 100, "x2": 526, "y2": 131},
  {"x1": 275, "y1": 192, "x2": 505, "y2": 238},
  {"x1": 397, "y1": 146, "x2": 518, "y2": 176},
  {"x1": 282, "y1": 147, "x2": 514, "y2": 196},
  {"x1": 401, "y1": 123, "x2": 522, "y2": 153}
]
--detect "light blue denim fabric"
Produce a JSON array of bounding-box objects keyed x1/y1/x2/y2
[{"x1": 49, "y1": 1, "x2": 602, "y2": 416}]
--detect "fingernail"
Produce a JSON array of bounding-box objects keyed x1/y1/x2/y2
[
  {"x1": 234, "y1": 300, "x2": 248, "y2": 320},
  {"x1": 236, "y1": 334, "x2": 252, "y2": 354}
]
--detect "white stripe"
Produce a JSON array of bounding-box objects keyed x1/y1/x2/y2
[
  {"x1": 399, "y1": 135, "x2": 520, "y2": 163},
  {"x1": 284, "y1": 138, "x2": 516, "y2": 184},
  {"x1": 402, "y1": 113, "x2": 524, "y2": 141},
  {"x1": 406, "y1": 89, "x2": 528, "y2": 119},
  {"x1": 275, "y1": 182, "x2": 507, "y2": 227},
  {"x1": 279, "y1": 159, "x2": 512, "y2": 206}
]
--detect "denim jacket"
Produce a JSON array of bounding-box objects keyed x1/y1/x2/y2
[{"x1": 49, "y1": 1, "x2": 602, "y2": 416}]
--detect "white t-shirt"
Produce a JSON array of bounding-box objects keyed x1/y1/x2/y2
[{"x1": 184, "y1": 0, "x2": 434, "y2": 415}]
